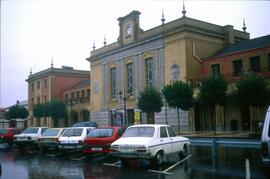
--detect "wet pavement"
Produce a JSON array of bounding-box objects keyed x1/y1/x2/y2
[{"x1": 0, "y1": 144, "x2": 269, "y2": 179}]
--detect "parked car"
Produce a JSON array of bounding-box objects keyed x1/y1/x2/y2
[
  {"x1": 0, "y1": 128, "x2": 21, "y2": 147},
  {"x1": 39, "y1": 128, "x2": 66, "y2": 152},
  {"x1": 261, "y1": 106, "x2": 270, "y2": 164},
  {"x1": 83, "y1": 126, "x2": 125, "y2": 156},
  {"x1": 13, "y1": 127, "x2": 49, "y2": 150},
  {"x1": 72, "y1": 121, "x2": 98, "y2": 128},
  {"x1": 58, "y1": 127, "x2": 94, "y2": 152},
  {"x1": 110, "y1": 124, "x2": 190, "y2": 165}
]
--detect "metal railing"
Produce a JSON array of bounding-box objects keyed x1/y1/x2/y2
[{"x1": 189, "y1": 137, "x2": 260, "y2": 149}]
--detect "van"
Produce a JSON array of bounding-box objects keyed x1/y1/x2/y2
[{"x1": 261, "y1": 106, "x2": 270, "y2": 164}]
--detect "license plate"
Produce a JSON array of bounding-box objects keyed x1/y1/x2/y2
[
  {"x1": 121, "y1": 147, "x2": 134, "y2": 153},
  {"x1": 92, "y1": 147, "x2": 102, "y2": 151},
  {"x1": 63, "y1": 145, "x2": 74, "y2": 149},
  {"x1": 69, "y1": 140, "x2": 78, "y2": 144},
  {"x1": 18, "y1": 138, "x2": 26, "y2": 141}
]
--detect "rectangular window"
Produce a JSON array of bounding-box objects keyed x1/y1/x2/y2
[
  {"x1": 211, "y1": 64, "x2": 220, "y2": 76},
  {"x1": 126, "y1": 63, "x2": 133, "y2": 95},
  {"x1": 81, "y1": 90, "x2": 85, "y2": 98},
  {"x1": 37, "y1": 81, "x2": 40, "y2": 90},
  {"x1": 71, "y1": 92, "x2": 74, "y2": 100},
  {"x1": 110, "y1": 67, "x2": 116, "y2": 99},
  {"x1": 233, "y1": 59, "x2": 243, "y2": 76},
  {"x1": 87, "y1": 89, "x2": 90, "y2": 97},
  {"x1": 76, "y1": 91, "x2": 80, "y2": 99},
  {"x1": 31, "y1": 83, "x2": 34, "y2": 91},
  {"x1": 145, "y1": 58, "x2": 153, "y2": 88},
  {"x1": 44, "y1": 79, "x2": 47, "y2": 88},
  {"x1": 250, "y1": 56, "x2": 261, "y2": 72},
  {"x1": 65, "y1": 93, "x2": 68, "y2": 104}
]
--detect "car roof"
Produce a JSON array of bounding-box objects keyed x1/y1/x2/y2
[
  {"x1": 128, "y1": 124, "x2": 169, "y2": 128},
  {"x1": 65, "y1": 127, "x2": 95, "y2": 129},
  {"x1": 46, "y1": 128, "x2": 65, "y2": 129}
]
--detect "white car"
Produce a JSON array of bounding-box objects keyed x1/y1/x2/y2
[
  {"x1": 261, "y1": 106, "x2": 270, "y2": 164},
  {"x1": 110, "y1": 124, "x2": 190, "y2": 165},
  {"x1": 39, "y1": 128, "x2": 66, "y2": 152},
  {"x1": 14, "y1": 127, "x2": 49, "y2": 150},
  {"x1": 58, "y1": 127, "x2": 94, "y2": 151}
]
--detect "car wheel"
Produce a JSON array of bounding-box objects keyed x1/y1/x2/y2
[
  {"x1": 85, "y1": 153, "x2": 93, "y2": 159},
  {"x1": 120, "y1": 158, "x2": 129, "y2": 167},
  {"x1": 152, "y1": 151, "x2": 163, "y2": 166},
  {"x1": 8, "y1": 142, "x2": 13, "y2": 149},
  {"x1": 41, "y1": 147, "x2": 48, "y2": 154},
  {"x1": 179, "y1": 144, "x2": 187, "y2": 159}
]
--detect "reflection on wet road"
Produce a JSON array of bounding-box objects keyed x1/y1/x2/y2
[{"x1": 0, "y1": 145, "x2": 269, "y2": 179}]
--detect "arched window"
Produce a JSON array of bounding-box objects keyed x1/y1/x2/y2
[{"x1": 171, "y1": 64, "x2": 179, "y2": 81}]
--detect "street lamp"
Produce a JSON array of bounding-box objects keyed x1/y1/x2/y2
[{"x1": 119, "y1": 90, "x2": 129, "y2": 126}]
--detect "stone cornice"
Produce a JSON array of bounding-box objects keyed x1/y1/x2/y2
[
  {"x1": 88, "y1": 16, "x2": 249, "y2": 62},
  {"x1": 26, "y1": 67, "x2": 89, "y2": 82}
]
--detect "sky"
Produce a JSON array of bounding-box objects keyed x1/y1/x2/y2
[{"x1": 1, "y1": 0, "x2": 270, "y2": 108}]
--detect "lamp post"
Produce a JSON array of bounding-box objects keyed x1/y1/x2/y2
[{"x1": 119, "y1": 90, "x2": 129, "y2": 126}]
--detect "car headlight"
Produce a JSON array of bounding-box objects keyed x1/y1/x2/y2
[{"x1": 110, "y1": 145, "x2": 119, "y2": 152}]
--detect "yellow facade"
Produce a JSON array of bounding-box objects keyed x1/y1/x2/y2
[{"x1": 87, "y1": 11, "x2": 249, "y2": 130}]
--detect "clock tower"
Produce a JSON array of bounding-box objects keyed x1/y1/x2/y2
[{"x1": 118, "y1": 11, "x2": 142, "y2": 45}]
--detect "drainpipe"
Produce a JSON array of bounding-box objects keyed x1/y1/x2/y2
[{"x1": 192, "y1": 42, "x2": 202, "y2": 63}]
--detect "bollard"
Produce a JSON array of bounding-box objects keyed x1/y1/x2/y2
[{"x1": 211, "y1": 139, "x2": 217, "y2": 171}]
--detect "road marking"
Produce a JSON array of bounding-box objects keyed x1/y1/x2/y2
[
  {"x1": 69, "y1": 157, "x2": 84, "y2": 161},
  {"x1": 246, "y1": 158, "x2": 250, "y2": 179},
  {"x1": 148, "y1": 170, "x2": 172, "y2": 175},
  {"x1": 148, "y1": 154, "x2": 192, "y2": 175},
  {"x1": 46, "y1": 154, "x2": 55, "y2": 157},
  {"x1": 103, "y1": 161, "x2": 121, "y2": 167}
]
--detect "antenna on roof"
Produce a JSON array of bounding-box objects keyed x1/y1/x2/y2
[
  {"x1": 92, "y1": 40, "x2": 96, "y2": 50},
  {"x1": 30, "y1": 67, "x2": 32, "y2": 75},
  {"x1": 161, "y1": 9, "x2": 165, "y2": 24},
  {"x1": 182, "y1": 0, "x2": 187, "y2": 17},
  {"x1": 242, "y1": 18, "x2": 247, "y2": 32},
  {"x1": 51, "y1": 56, "x2": 54, "y2": 68},
  {"x1": 103, "y1": 35, "x2": 107, "y2": 46}
]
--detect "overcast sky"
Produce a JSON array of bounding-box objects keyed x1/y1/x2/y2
[{"x1": 1, "y1": 0, "x2": 270, "y2": 108}]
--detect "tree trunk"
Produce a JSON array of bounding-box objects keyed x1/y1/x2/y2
[
  {"x1": 177, "y1": 108, "x2": 180, "y2": 135},
  {"x1": 146, "y1": 112, "x2": 155, "y2": 124},
  {"x1": 53, "y1": 118, "x2": 57, "y2": 128},
  {"x1": 210, "y1": 105, "x2": 216, "y2": 135}
]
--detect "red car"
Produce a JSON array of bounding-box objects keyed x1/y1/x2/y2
[
  {"x1": 83, "y1": 126, "x2": 125, "y2": 156},
  {"x1": 0, "y1": 128, "x2": 21, "y2": 147}
]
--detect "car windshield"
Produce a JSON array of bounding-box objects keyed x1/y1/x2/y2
[
  {"x1": 0, "y1": 129, "x2": 8, "y2": 134},
  {"x1": 62, "y1": 128, "x2": 83, "y2": 137},
  {"x1": 41, "y1": 129, "x2": 60, "y2": 137},
  {"x1": 22, "y1": 128, "x2": 39, "y2": 134},
  {"x1": 122, "y1": 127, "x2": 154, "y2": 137},
  {"x1": 72, "y1": 121, "x2": 97, "y2": 127},
  {"x1": 87, "y1": 128, "x2": 113, "y2": 138}
]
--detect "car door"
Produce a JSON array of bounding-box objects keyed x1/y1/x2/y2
[
  {"x1": 159, "y1": 126, "x2": 172, "y2": 154},
  {"x1": 167, "y1": 126, "x2": 180, "y2": 153}
]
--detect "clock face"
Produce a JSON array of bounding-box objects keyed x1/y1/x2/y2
[{"x1": 126, "y1": 26, "x2": 132, "y2": 35}]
